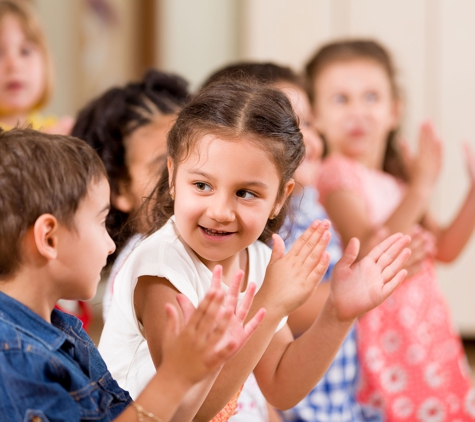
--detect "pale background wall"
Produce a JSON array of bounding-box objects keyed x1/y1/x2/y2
[{"x1": 35, "y1": 0, "x2": 475, "y2": 336}]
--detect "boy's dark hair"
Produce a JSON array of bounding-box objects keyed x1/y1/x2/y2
[
  {"x1": 0, "y1": 128, "x2": 107, "y2": 279},
  {"x1": 147, "y1": 79, "x2": 305, "y2": 244},
  {"x1": 72, "y1": 69, "x2": 190, "y2": 254},
  {"x1": 202, "y1": 61, "x2": 307, "y2": 93},
  {"x1": 305, "y1": 39, "x2": 408, "y2": 181}
]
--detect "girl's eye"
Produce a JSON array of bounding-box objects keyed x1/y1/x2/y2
[
  {"x1": 194, "y1": 182, "x2": 212, "y2": 191},
  {"x1": 20, "y1": 47, "x2": 32, "y2": 56},
  {"x1": 332, "y1": 94, "x2": 347, "y2": 104},
  {"x1": 364, "y1": 92, "x2": 378, "y2": 103},
  {"x1": 236, "y1": 190, "x2": 256, "y2": 199}
]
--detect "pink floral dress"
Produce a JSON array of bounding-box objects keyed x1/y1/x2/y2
[{"x1": 317, "y1": 154, "x2": 475, "y2": 422}]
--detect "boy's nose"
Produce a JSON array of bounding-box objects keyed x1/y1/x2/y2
[{"x1": 107, "y1": 233, "x2": 116, "y2": 255}]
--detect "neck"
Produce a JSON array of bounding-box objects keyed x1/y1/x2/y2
[
  {"x1": 0, "y1": 269, "x2": 58, "y2": 322},
  {"x1": 0, "y1": 112, "x2": 29, "y2": 128},
  {"x1": 199, "y1": 248, "x2": 249, "y2": 291}
]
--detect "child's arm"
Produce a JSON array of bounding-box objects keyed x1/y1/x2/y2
[
  {"x1": 251, "y1": 233, "x2": 410, "y2": 409},
  {"x1": 421, "y1": 143, "x2": 475, "y2": 262},
  {"x1": 196, "y1": 227, "x2": 409, "y2": 417},
  {"x1": 325, "y1": 122, "x2": 442, "y2": 255},
  {"x1": 116, "y1": 268, "x2": 264, "y2": 422},
  {"x1": 136, "y1": 220, "x2": 333, "y2": 421}
]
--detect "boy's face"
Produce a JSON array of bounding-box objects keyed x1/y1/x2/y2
[{"x1": 55, "y1": 177, "x2": 115, "y2": 301}]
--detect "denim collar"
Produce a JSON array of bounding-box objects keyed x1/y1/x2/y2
[{"x1": 0, "y1": 291, "x2": 80, "y2": 351}]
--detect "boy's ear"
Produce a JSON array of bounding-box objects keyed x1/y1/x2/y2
[
  {"x1": 111, "y1": 180, "x2": 134, "y2": 213},
  {"x1": 33, "y1": 214, "x2": 59, "y2": 260},
  {"x1": 271, "y1": 178, "x2": 295, "y2": 218}
]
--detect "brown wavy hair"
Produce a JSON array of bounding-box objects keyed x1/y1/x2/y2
[
  {"x1": 305, "y1": 39, "x2": 408, "y2": 181},
  {"x1": 0, "y1": 128, "x2": 106, "y2": 278},
  {"x1": 146, "y1": 79, "x2": 305, "y2": 244}
]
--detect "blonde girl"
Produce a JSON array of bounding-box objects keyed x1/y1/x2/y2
[{"x1": 0, "y1": 0, "x2": 72, "y2": 133}]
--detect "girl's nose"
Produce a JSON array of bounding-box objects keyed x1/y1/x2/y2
[{"x1": 207, "y1": 194, "x2": 235, "y2": 223}]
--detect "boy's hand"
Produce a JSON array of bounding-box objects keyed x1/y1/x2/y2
[
  {"x1": 328, "y1": 233, "x2": 411, "y2": 322},
  {"x1": 260, "y1": 220, "x2": 332, "y2": 318},
  {"x1": 161, "y1": 266, "x2": 265, "y2": 385}
]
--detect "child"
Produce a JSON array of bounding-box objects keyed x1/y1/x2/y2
[
  {"x1": 0, "y1": 127, "x2": 264, "y2": 421},
  {"x1": 309, "y1": 39, "x2": 475, "y2": 421},
  {"x1": 98, "y1": 79, "x2": 412, "y2": 422},
  {"x1": 0, "y1": 0, "x2": 73, "y2": 133},
  {"x1": 71, "y1": 69, "x2": 189, "y2": 321}
]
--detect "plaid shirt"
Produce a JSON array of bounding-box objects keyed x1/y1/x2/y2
[{"x1": 281, "y1": 187, "x2": 382, "y2": 422}]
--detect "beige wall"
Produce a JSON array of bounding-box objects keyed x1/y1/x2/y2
[{"x1": 236, "y1": 0, "x2": 475, "y2": 336}]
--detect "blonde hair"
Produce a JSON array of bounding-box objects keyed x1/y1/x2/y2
[{"x1": 0, "y1": 0, "x2": 53, "y2": 110}]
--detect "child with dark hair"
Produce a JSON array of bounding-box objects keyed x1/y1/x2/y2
[
  {"x1": 0, "y1": 128, "x2": 262, "y2": 421},
  {"x1": 98, "y1": 78, "x2": 412, "y2": 422},
  {"x1": 72, "y1": 69, "x2": 190, "y2": 320}
]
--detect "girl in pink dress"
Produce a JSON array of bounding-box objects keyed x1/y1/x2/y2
[{"x1": 309, "y1": 39, "x2": 475, "y2": 421}]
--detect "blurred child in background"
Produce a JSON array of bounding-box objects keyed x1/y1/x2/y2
[
  {"x1": 0, "y1": 0, "x2": 73, "y2": 133},
  {"x1": 72, "y1": 69, "x2": 190, "y2": 321},
  {"x1": 309, "y1": 39, "x2": 475, "y2": 421}
]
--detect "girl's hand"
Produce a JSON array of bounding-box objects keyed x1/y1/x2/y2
[
  {"x1": 403, "y1": 225, "x2": 436, "y2": 278},
  {"x1": 162, "y1": 266, "x2": 265, "y2": 385},
  {"x1": 328, "y1": 233, "x2": 411, "y2": 322},
  {"x1": 260, "y1": 220, "x2": 332, "y2": 317},
  {"x1": 463, "y1": 142, "x2": 475, "y2": 185},
  {"x1": 410, "y1": 121, "x2": 443, "y2": 190}
]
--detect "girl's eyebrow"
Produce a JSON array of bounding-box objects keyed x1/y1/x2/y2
[{"x1": 188, "y1": 169, "x2": 269, "y2": 189}]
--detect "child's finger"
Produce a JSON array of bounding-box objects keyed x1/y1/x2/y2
[
  {"x1": 223, "y1": 270, "x2": 244, "y2": 314},
  {"x1": 210, "y1": 265, "x2": 223, "y2": 290},
  {"x1": 269, "y1": 233, "x2": 286, "y2": 265},
  {"x1": 381, "y1": 269, "x2": 408, "y2": 300},
  {"x1": 366, "y1": 233, "x2": 404, "y2": 262},
  {"x1": 184, "y1": 288, "x2": 222, "y2": 333},
  {"x1": 311, "y1": 251, "x2": 330, "y2": 280},
  {"x1": 194, "y1": 289, "x2": 226, "y2": 338},
  {"x1": 295, "y1": 219, "x2": 331, "y2": 265},
  {"x1": 176, "y1": 294, "x2": 197, "y2": 324},
  {"x1": 381, "y1": 248, "x2": 412, "y2": 282},
  {"x1": 376, "y1": 235, "x2": 411, "y2": 269},
  {"x1": 336, "y1": 237, "x2": 360, "y2": 268},
  {"x1": 164, "y1": 303, "x2": 180, "y2": 338},
  {"x1": 242, "y1": 308, "x2": 266, "y2": 340},
  {"x1": 300, "y1": 228, "x2": 331, "y2": 275},
  {"x1": 235, "y1": 282, "x2": 257, "y2": 322},
  {"x1": 287, "y1": 220, "x2": 321, "y2": 257}
]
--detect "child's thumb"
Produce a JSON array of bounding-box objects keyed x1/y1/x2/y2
[
  {"x1": 338, "y1": 237, "x2": 360, "y2": 267},
  {"x1": 269, "y1": 233, "x2": 285, "y2": 265},
  {"x1": 164, "y1": 303, "x2": 180, "y2": 337}
]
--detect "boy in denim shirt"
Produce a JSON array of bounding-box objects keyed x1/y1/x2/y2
[{"x1": 0, "y1": 128, "x2": 264, "y2": 421}]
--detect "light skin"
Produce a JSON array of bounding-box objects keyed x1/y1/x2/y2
[
  {"x1": 313, "y1": 58, "x2": 475, "y2": 262},
  {"x1": 113, "y1": 114, "x2": 177, "y2": 216},
  {"x1": 0, "y1": 176, "x2": 263, "y2": 422},
  {"x1": 134, "y1": 134, "x2": 412, "y2": 421},
  {"x1": 0, "y1": 14, "x2": 45, "y2": 127},
  {"x1": 279, "y1": 81, "x2": 434, "y2": 335}
]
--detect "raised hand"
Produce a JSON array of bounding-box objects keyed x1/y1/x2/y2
[
  {"x1": 260, "y1": 220, "x2": 332, "y2": 318},
  {"x1": 463, "y1": 142, "x2": 475, "y2": 185},
  {"x1": 163, "y1": 265, "x2": 265, "y2": 384},
  {"x1": 329, "y1": 233, "x2": 411, "y2": 322},
  {"x1": 411, "y1": 121, "x2": 443, "y2": 190},
  {"x1": 403, "y1": 225, "x2": 436, "y2": 278}
]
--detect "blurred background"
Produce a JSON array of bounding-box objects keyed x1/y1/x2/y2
[{"x1": 34, "y1": 0, "x2": 475, "y2": 340}]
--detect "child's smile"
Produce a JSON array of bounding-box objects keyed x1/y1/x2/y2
[{"x1": 170, "y1": 134, "x2": 290, "y2": 280}]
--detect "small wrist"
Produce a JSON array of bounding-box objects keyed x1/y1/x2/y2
[
  {"x1": 153, "y1": 363, "x2": 194, "y2": 399},
  {"x1": 321, "y1": 296, "x2": 356, "y2": 328}
]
